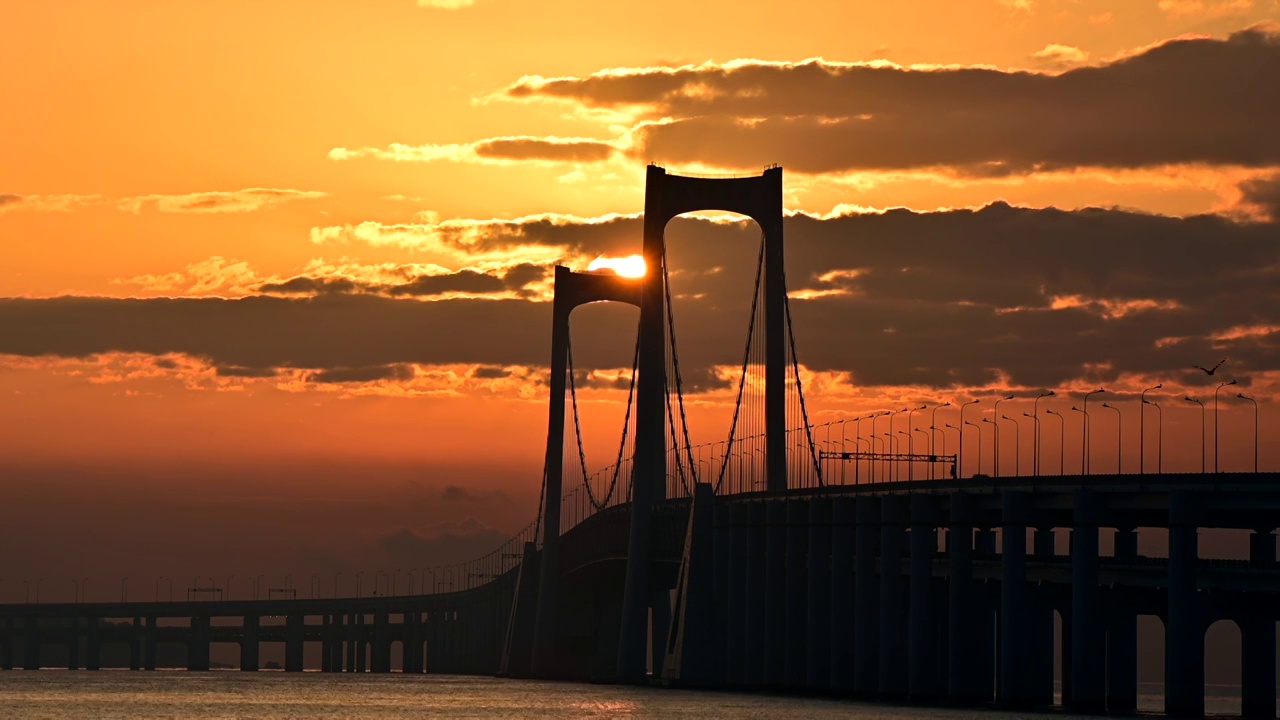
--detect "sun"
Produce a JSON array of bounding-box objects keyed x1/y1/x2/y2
[{"x1": 587, "y1": 254, "x2": 646, "y2": 278}]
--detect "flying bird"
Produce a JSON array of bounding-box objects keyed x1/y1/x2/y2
[{"x1": 1192, "y1": 359, "x2": 1226, "y2": 376}]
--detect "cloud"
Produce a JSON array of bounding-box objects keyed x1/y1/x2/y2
[
  {"x1": 0, "y1": 193, "x2": 102, "y2": 213},
  {"x1": 500, "y1": 26, "x2": 1280, "y2": 176},
  {"x1": 330, "y1": 136, "x2": 617, "y2": 166},
  {"x1": 417, "y1": 0, "x2": 475, "y2": 7},
  {"x1": 1234, "y1": 172, "x2": 1280, "y2": 220},
  {"x1": 1031, "y1": 44, "x2": 1090, "y2": 67},
  {"x1": 117, "y1": 188, "x2": 326, "y2": 214},
  {"x1": 4, "y1": 204, "x2": 1280, "y2": 395}
]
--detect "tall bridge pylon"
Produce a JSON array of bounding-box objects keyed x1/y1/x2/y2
[{"x1": 619, "y1": 164, "x2": 789, "y2": 682}]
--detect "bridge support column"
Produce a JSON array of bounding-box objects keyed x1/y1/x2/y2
[
  {"x1": 1, "y1": 617, "x2": 11, "y2": 670},
  {"x1": 852, "y1": 496, "x2": 880, "y2": 695},
  {"x1": 67, "y1": 616, "x2": 80, "y2": 670},
  {"x1": 1031, "y1": 528, "x2": 1056, "y2": 705},
  {"x1": 947, "y1": 494, "x2": 980, "y2": 703},
  {"x1": 1166, "y1": 490, "x2": 1203, "y2": 717},
  {"x1": 806, "y1": 497, "x2": 832, "y2": 692},
  {"x1": 404, "y1": 612, "x2": 423, "y2": 674},
  {"x1": 764, "y1": 499, "x2": 787, "y2": 688},
  {"x1": 661, "y1": 482, "x2": 715, "y2": 686},
  {"x1": 908, "y1": 494, "x2": 939, "y2": 702},
  {"x1": 501, "y1": 541, "x2": 539, "y2": 677},
  {"x1": 745, "y1": 500, "x2": 767, "y2": 686},
  {"x1": 345, "y1": 613, "x2": 358, "y2": 672},
  {"x1": 973, "y1": 528, "x2": 997, "y2": 701},
  {"x1": 143, "y1": 616, "x2": 157, "y2": 671},
  {"x1": 241, "y1": 615, "x2": 260, "y2": 671},
  {"x1": 188, "y1": 616, "x2": 211, "y2": 672},
  {"x1": 372, "y1": 610, "x2": 391, "y2": 673},
  {"x1": 284, "y1": 614, "x2": 304, "y2": 672},
  {"x1": 129, "y1": 617, "x2": 142, "y2": 670},
  {"x1": 726, "y1": 502, "x2": 749, "y2": 686},
  {"x1": 1106, "y1": 528, "x2": 1138, "y2": 712},
  {"x1": 878, "y1": 495, "x2": 908, "y2": 698},
  {"x1": 85, "y1": 617, "x2": 100, "y2": 671},
  {"x1": 784, "y1": 498, "x2": 810, "y2": 690},
  {"x1": 1242, "y1": 528, "x2": 1275, "y2": 719},
  {"x1": 999, "y1": 491, "x2": 1034, "y2": 707},
  {"x1": 650, "y1": 591, "x2": 670, "y2": 679},
  {"x1": 1067, "y1": 490, "x2": 1104, "y2": 712},
  {"x1": 829, "y1": 496, "x2": 855, "y2": 693},
  {"x1": 23, "y1": 617, "x2": 39, "y2": 670},
  {"x1": 711, "y1": 502, "x2": 730, "y2": 686}
]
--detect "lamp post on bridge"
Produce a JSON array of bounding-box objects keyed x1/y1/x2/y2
[
  {"x1": 1238, "y1": 393, "x2": 1258, "y2": 473},
  {"x1": 889, "y1": 408, "x2": 909, "y2": 481},
  {"x1": 1215, "y1": 379, "x2": 1237, "y2": 474},
  {"x1": 252, "y1": 574, "x2": 264, "y2": 601},
  {"x1": 1045, "y1": 409, "x2": 1065, "y2": 476},
  {"x1": 905, "y1": 404, "x2": 927, "y2": 481},
  {"x1": 838, "y1": 419, "x2": 852, "y2": 485},
  {"x1": 959, "y1": 399, "x2": 980, "y2": 479},
  {"x1": 1033, "y1": 391, "x2": 1055, "y2": 477},
  {"x1": 964, "y1": 420, "x2": 982, "y2": 476},
  {"x1": 912, "y1": 426, "x2": 929, "y2": 481},
  {"x1": 855, "y1": 414, "x2": 873, "y2": 484},
  {"x1": 896, "y1": 430, "x2": 912, "y2": 481},
  {"x1": 1083, "y1": 388, "x2": 1107, "y2": 474},
  {"x1": 928, "y1": 402, "x2": 950, "y2": 479},
  {"x1": 882, "y1": 432, "x2": 897, "y2": 482},
  {"x1": 1143, "y1": 400, "x2": 1163, "y2": 473},
  {"x1": 1002, "y1": 415, "x2": 1021, "y2": 476},
  {"x1": 992, "y1": 395, "x2": 1014, "y2": 477},
  {"x1": 1101, "y1": 403, "x2": 1122, "y2": 475},
  {"x1": 1022, "y1": 413, "x2": 1039, "y2": 477},
  {"x1": 1140, "y1": 384, "x2": 1162, "y2": 474},
  {"x1": 1071, "y1": 406, "x2": 1089, "y2": 475},
  {"x1": 871, "y1": 412, "x2": 889, "y2": 482},
  {"x1": 1185, "y1": 397, "x2": 1205, "y2": 473}
]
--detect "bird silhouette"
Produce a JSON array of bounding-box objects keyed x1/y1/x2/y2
[{"x1": 1192, "y1": 359, "x2": 1226, "y2": 376}]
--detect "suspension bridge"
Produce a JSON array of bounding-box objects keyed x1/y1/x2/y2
[{"x1": 2, "y1": 165, "x2": 1278, "y2": 718}]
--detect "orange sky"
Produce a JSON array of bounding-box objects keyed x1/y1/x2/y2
[{"x1": 2, "y1": 0, "x2": 1279, "y2": 598}]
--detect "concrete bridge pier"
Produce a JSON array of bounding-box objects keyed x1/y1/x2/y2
[
  {"x1": 85, "y1": 616, "x2": 101, "y2": 670},
  {"x1": 320, "y1": 615, "x2": 333, "y2": 672},
  {"x1": 404, "y1": 612, "x2": 424, "y2": 673},
  {"x1": 852, "y1": 496, "x2": 880, "y2": 695},
  {"x1": 1166, "y1": 490, "x2": 1204, "y2": 717},
  {"x1": 764, "y1": 499, "x2": 787, "y2": 688},
  {"x1": 710, "y1": 501, "x2": 730, "y2": 685},
  {"x1": 878, "y1": 494, "x2": 908, "y2": 698},
  {"x1": 129, "y1": 617, "x2": 142, "y2": 670},
  {"x1": 726, "y1": 501, "x2": 748, "y2": 686},
  {"x1": 345, "y1": 613, "x2": 358, "y2": 672},
  {"x1": 745, "y1": 500, "x2": 767, "y2": 686},
  {"x1": 806, "y1": 497, "x2": 832, "y2": 692},
  {"x1": 973, "y1": 527, "x2": 998, "y2": 702},
  {"x1": 784, "y1": 498, "x2": 809, "y2": 690},
  {"x1": 1106, "y1": 528, "x2": 1139, "y2": 712},
  {"x1": 187, "y1": 615, "x2": 211, "y2": 671},
  {"x1": 1242, "y1": 528, "x2": 1276, "y2": 719},
  {"x1": 999, "y1": 491, "x2": 1034, "y2": 707},
  {"x1": 67, "y1": 616, "x2": 80, "y2": 670},
  {"x1": 1069, "y1": 489, "x2": 1105, "y2": 712},
  {"x1": 1, "y1": 617, "x2": 12, "y2": 669},
  {"x1": 22, "y1": 617, "x2": 39, "y2": 670},
  {"x1": 908, "y1": 494, "x2": 939, "y2": 702},
  {"x1": 947, "y1": 494, "x2": 980, "y2": 703},
  {"x1": 241, "y1": 615, "x2": 260, "y2": 671},
  {"x1": 285, "y1": 614, "x2": 305, "y2": 672},
  {"x1": 829, "y1": 496, "x2": 855, "y2": 693},
  {"x1": 1032, "y1": 528, "x2": 1056, "y2": 705},
  {"x1": 143, "y1": 616, "x2": 157, "y2": 670},
  {"x1": 372, "y1": 610, "x2": 391, "y2": 673}
]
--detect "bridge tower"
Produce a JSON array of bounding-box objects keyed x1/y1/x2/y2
[
  {"x1": 527, "y1": 266, "x2": 641, "y2": 677},
  {"x1": 618, "y1": 165, "x2": 787, "y2": 683}
]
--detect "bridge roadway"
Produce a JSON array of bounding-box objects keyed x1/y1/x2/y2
[{"x1": 2, "y1": 472, "x2": 1278, "y2": 718}]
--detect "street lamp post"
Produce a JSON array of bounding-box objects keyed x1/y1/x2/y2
[
  {"x1": 1140, "y1": 384, "x2": 1162, "y2": 474},
  {"x1": 1045, "y1": 409, "x2": 1065, "y2": 475},
  {"x1": 982, "y1": 417, "x2": 998, "y2": 476},
  {"x1": 890, "y1": 408, "x2": 909, "y2": 481},
  {"x1": 965, "y1": 420, "x2": 983, "y2": 476},
  {"x1": 1033, "y1": 391, "x2": 1055, "y2": 476},
  {"x1": 1022, "y1": 413, "x2": 1039, "y2": 477},
  {"x1": 1002, "y1": 415, "x2": 1021, "y2": 476},
  {"x1": 929, "y1": 403, "x2": 951, "y2": 480},
  {"x1": 1071, "y1": 406, "x2": 1089, "y2": 475},
  {"x1": 959, "y1": 400, "x2": 981, "y2": 479},
  {"x1": 1083, "y1": 388, "x2": 1106, "y2": 474},
  {"x1": 1215, "y1": 380, "x2": 1238, "y2": 474},
  {"x1": 1102, "y1": 403, "x2": 1122, "y2": 475},
  {"x1": 1185, "y1": 397, "x2": 1205, "y2": 473},
  {"x1": 882, "y1": 433, "x2": 897, "y2": 482},
  {"x1": 1143, "y1": 400, "x2": 1162, "y2": 473},
  {"x1": 906, "y1": 405, "x2": 927, "y2": 481},
  {"x1": 993, "y1": 395, "x2": 1014, "y2": 477},
  {"x1": 1238, "y1": 393, "x2": 1258, "y2": 473},
  {"x1": 913, "y1": 426, "x2": 929, "y2": 480},
  {"x1": 943, "y1": 423, "x2": 960, "y2": 478},
  {"x1": 871, "y1": 412, "x2": 890, "y2": 482}
]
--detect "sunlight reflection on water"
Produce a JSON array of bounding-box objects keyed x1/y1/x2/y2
[{"x1": 0, "y1": 671, "x2": 1256, "y2": 719}]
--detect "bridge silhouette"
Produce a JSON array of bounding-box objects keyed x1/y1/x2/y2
[{"x1": 2, "y1": 166, "x2": 1277, "y2": 718}]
